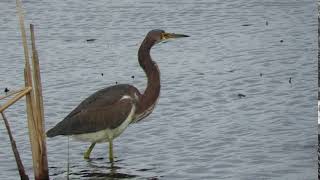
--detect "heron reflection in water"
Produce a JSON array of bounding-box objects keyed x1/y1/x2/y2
[{"x1": 46, "y1": 29, "x2": 189, "y2": 162}]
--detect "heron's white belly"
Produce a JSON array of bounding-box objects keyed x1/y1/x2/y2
[
  {"x1": 72, "y1": 102, "x2": 136, "y2": 143},
  {"x1": 72, "y1": 129, "x2": 111, "y2": 143}
]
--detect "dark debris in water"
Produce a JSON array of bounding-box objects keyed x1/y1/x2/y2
[
  {"x1": 80, "y1": 172, "x2": 137, "y2": 179},
  {"x1": 137, "y1": 168, "x2": 155, "y2": 172},
  {"x1": 149, "y1": 176, "x2": 164, "y2": 180},
  {"x1": 94, "y1": 157, "x2": 105, "y2": 161},
  {"x1": 86, "y1": 39, "x2": 96, "y2": 42},
  {"x1": 147, "y1": 177, "x2": 159, "y2": 180},
  {"x1": 238, "y1": 93, "x2": 246, "y2": 98},
  {"x1": 4, "y1": 87, "x2": 9, "y2": 93}
]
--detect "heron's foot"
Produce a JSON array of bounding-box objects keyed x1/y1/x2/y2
[
  {"x1": 109, "y1": 156, "x2": 114, "y2": 163},
  {"x1": 83, "y1": 143, "x2": 96, "y2": 159},
  {"x1": 84, "y1": 151, "x2": 90, "y2": 159}
]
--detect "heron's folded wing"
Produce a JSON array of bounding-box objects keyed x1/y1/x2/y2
[
  {"x1": 47, "y1": 99, "x2": 134, "y2": 136},
  {"x1": 65, "y1": 86, "x2": 129, "y2": 119}
]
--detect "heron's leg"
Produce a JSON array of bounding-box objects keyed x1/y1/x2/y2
[
  {"x1": 84, "y1": 142, "x2": 96, "y2": 159},
  {"x1": 108, "y1": 140, "x2": 114, "y2": 163}
]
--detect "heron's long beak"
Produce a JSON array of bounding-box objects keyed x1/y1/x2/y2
[{"x1": 161, "y1": 32, "x2": 189, "y2": 40}]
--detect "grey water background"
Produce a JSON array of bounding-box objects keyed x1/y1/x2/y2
[{"x1": 0, "y1": 0, "x2": 318, "y2": 179}]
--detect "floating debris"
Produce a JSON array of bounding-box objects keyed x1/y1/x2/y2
[
  {"x1": 137, "y1": 168, "x2": 154, "y2": 172},
  {"x1": 80, "y1": 172, "x2": 137, "y2": 178},
  {"x1": 147, "y1": 177, "x2": 159, "y2": 180},
  {"x1": 4, "y1": 88, "x2": 9, "y2": 94},
  {"x1": 260, "y1": 73, "x2": 263, "y2": 77},
  {"x1": 289, "y1": 77, "x2": 292, "y2": 84},
  {"x1": 101, "y1": 73, "x2": 104, "y2": 76},
  {"x1": 131, "y1": 75, "x2": 135, "y2": 79},
  {"x1": 86, "y1": 39, "x2": 96, "y2": 42},
  {"x1": 280, "y1": 40, "x2": 284, "y2": 43},
  {"x1": 238, "y1": 93, "x2": 246, "y2": 98},
  {"x1": 266, "y1": 21, "x2": 269, "y2": 26},
  {"x1": 242, "y1": 24, "x2": 252, "y2": 26}
]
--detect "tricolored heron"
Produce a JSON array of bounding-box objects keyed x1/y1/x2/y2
[{"x1": 46, "y1": 29, "x2": 189, "y2": 162}]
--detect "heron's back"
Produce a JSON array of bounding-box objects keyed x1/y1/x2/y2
[{"x1": 46, "y1": 84, "x2": 140, "y2": 137}]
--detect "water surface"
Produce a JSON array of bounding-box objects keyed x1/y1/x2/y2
[{"x1": 0, "y1": 0, "x2": 317, "y2": 179}]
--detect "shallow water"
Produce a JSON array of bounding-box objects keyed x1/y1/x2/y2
[{"x1": 0, "y1": 0, "x2": 318, "y2": 179}]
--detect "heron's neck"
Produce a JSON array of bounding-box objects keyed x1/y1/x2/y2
[{"x1": 137, "y1": 39, "x2": 160, "y2": 114}]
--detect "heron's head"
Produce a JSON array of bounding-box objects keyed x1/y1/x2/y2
[{"x1": 147, "y1": 29, "x2": 189, "y2": 44}]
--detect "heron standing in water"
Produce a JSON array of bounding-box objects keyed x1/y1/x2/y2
[{"x1": 46, "y1": 29, "x2": 189, "y2": 162}]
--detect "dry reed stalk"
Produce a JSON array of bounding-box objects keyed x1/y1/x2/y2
[
  {"x1": 16, "y1": 0, "x2": 30, "y2": 67},
  {"x1": 30, "y1": 24, "x2": 49, "y2": 179},
  {"x1": 0, "y1": 87, "x2": 25, "y2": 101},
  {"x1": 24, "y1": 69, "x2": 40, "y2": 178},
  {"x1": 0, "y1": 112, "x2": 29, "y2": 180},
  {"x1": 30, "y1": 24, "x2": 45, "y2": 126},
  {"x1": 0, "y1": 87, "x2": 32, "y2": 113},
  {"x1": 16, "y1": 0, "x2": 40, "y2": 174},
  {"x1": 16, "y1": 0, "x2": 49, "y2": 179}
]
